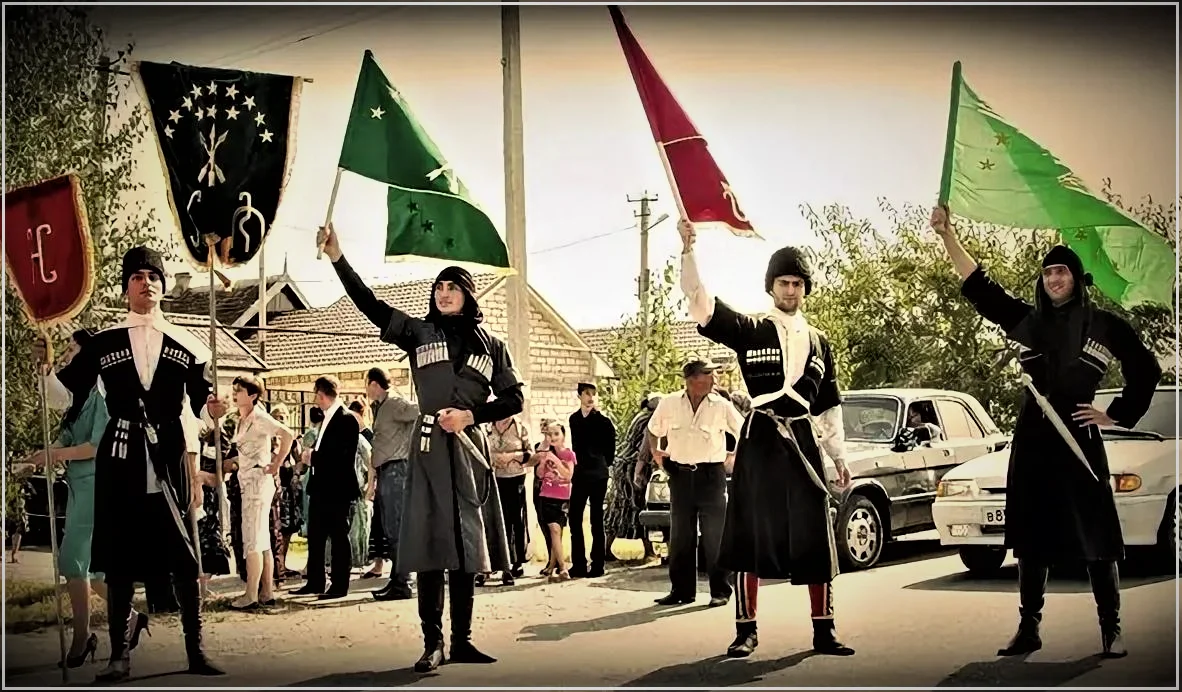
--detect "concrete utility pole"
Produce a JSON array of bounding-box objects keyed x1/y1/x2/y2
[
  {"x1": 629, "y1": 191, "x2": 658, "y2": 380},
  {"x1": 501, "y1": 6, "x2": 531, "y2": 415}
]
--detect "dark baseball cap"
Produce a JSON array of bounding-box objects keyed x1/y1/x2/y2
[{"x1": 682, "y1": 360, "x2": 719, "y2": 378}]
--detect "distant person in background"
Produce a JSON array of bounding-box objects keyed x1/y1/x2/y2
[
  {"x1": 269, "y1": 404, "x2": 304, "y2": 581},
  {"x1": 532, "y1": 418, "x2": 557, "y2": 574},
  {"x1": 486, "y1": 414, "x2": 532, "y2": 585},
  {"x1": 365, "y1": 368, "x2": 418, "y2": 601},
  {"x1": 293, "y1": 376, "x2": 361, "y2": 601},
  {"x1": 535, "y1": 421, "x2": 577, "y2": 582},
  {"x1": 604, "y1": 394, "x2": 662, "y2": 562},
  {"x1": 567, "y1": 382, "x2": 616, "y2": 578}
]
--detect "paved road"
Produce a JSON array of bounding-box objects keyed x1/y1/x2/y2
[{"x1": 5, "y1": 539, "x2": 1178, "y2": 688}]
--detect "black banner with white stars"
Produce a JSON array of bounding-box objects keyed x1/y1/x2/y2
[{"x1": 135, "y1": 60, "x2": 300, "y2": 268}]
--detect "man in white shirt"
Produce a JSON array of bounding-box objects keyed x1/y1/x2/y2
[
  {"x1": 35, "y1": 246, "x2": 228, "y2": 682},
  {"x1": 648, "y1": 360, "x2": 744, "y2": 608}
]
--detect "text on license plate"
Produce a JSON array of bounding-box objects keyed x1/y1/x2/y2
[{"x1": 981, "y1": 508, "x2": 1006, "y2": 525}]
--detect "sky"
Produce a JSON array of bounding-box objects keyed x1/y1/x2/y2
[{"x1": 88, "y1": 3, "x2": 1177, "y2": 329}]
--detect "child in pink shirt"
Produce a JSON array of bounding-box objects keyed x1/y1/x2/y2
[{"x1": 535, "y1": 421, "x2": 576, "y2": 581}]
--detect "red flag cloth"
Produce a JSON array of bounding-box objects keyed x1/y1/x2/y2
[
  {"x1": 4, "y1": 174, "x2": 95, "y2": 326},
  {"x1": 609, "y1": 6, "x2": 758, "y2": 238}
]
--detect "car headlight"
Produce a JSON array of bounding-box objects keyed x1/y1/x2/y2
[
  {"x1": 1111, "y1": 474, "x2": 1142, "y2": 493},
  {"x1": 936, "y1": 480, "x2": 975, "y2": 498}
]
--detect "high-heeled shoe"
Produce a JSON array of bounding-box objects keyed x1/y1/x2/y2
[
  {"x1": 61, "y1": 633, "x2": 98, "y2": 668},
  {"x1": 128, "y1": 612, "x2": 151, "y2": 651}
]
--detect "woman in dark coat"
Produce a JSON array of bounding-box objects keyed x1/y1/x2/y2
[
  {"x1": 604, "y1": 395, "x2": 661, "y2": 560},
  {"x1": 933, "y1": 205, "x2": 1161, "y2": 659},
  {"x1": 321, "y1": 223, "x2": 521, "y2": 673}
]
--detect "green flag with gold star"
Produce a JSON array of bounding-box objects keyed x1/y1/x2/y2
[
  {"x1": 337, "y1": 50, "x2": 509, "y2": 270},
  {"x1": 938, "y1": 61, "x2": 1175, "y2": 309}
]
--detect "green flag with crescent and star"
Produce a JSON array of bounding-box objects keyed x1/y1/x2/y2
[
  {"x1": 938, "y1": 61, "x2": 1175, "y2": 309},
  {"x1": 337, "y1": 50, "x2": 509, "y2": 270}
]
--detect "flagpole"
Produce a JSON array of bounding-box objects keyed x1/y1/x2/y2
[
  {"x1": 316, "y1": 168, "x2": 345, "y2": 260},
  {"x1": 35, "y1": 339, "x2": 68, "y2": 683},
  {"x1": 937, "y1": 61, "x2": 963, "y2": 208},
  {"x1": 202, "y1": 236, "x2": 223, "y2": 596},
  {"x1": 655, "y1": 143, "x2": 690, "y2": 222}
]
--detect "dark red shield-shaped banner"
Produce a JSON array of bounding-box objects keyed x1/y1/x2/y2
[{"x1": 4, "y1": 174, "x2": 95, "y2": 326}]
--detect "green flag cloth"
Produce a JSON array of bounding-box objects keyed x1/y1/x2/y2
[
  {"x1": 938, "y1": 61, "x2": 1175, "y2": 309},
  {"x1": 338, "y1": 50, "x2": 509, "y2": 269}
]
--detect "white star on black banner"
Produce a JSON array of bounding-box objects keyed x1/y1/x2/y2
[{"x1": 136, "y1": 60, "x2": 300, "y2": 268}]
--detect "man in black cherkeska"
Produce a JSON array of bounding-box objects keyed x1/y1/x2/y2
[
  {"x1": 676, "y1": 219, "x2": 855, "y2": 659},
  {"x1": 319, "y1": 222, "x2": 518, "y2": 673},
  {"x1": 931, "y1": 205, "x2": 1162, "y2": 658},
  {"x1": 35, "y1": 246, "x2": 229, "y2": 683}
]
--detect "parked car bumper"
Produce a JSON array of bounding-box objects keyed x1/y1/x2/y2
[{"x1": 933, "y1": 493, "x2": 1170, "y2": 548}]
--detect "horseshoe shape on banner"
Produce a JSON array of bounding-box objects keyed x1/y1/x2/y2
[{"x1": 231, "y1": 191, "x2": 266, "y2": 258}]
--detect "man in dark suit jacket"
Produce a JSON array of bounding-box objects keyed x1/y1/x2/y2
[{"x1": 293, "y1": 376, "x2": 360, "y2": 599}]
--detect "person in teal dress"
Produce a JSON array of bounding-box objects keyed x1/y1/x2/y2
[{"x1": 26, "y1": 330, "x2": 147, "y2": 668}]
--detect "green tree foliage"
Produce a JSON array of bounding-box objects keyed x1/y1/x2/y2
[
  {"x1": 1094, "y1": 179, "x2": 1178, "y2": 385},
  {"x1": 598, "y1": 260, "x2": 688, "y2": 431},
  {"x1": 803, "y1": 189, "x2": 1176, "y2": 431},
  {"x1": 5, "y1": 7, "x2": 162, "y2": 465}
]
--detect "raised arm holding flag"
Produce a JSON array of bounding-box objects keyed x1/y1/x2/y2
[{"x1": 932, "y1": 61, "x2": 1165, "y2": 659}]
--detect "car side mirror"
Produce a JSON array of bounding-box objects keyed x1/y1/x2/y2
[{"x1": 912, "y1": 425, "x2": 933, "y2": 444}]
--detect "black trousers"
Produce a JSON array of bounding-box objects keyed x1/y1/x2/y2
[
  {"x1": 667, "y1": 462, "x2": 731, "y2": 599},
  {"x1": 107, "y1": 495, "x2": 203, "y2": 659},
  {"x1": 1017, "y1": 558, "x2": 1121, "y2": 631},
  {"x1": 497, "y1": 475, "x2": 528, "y2": 566},
  {"x1": 305, "y1": 495, "x2": 352, "y2": 590},
  {"x1": 569, "y1": 476, "x2": 608, "y2": 573},
  {"x1": 417, "y1": 570, "x2": 477, "y2": 646}
]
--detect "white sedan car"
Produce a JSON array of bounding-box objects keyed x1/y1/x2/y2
[{"x1": 933, "y1": 386, "x2": 1179, "y2": 574}]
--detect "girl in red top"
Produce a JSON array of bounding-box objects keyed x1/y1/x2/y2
[{"x1": 534, "y1": 421, "x2": 576, "y2": 582}]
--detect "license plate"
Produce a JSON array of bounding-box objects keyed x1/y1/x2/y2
[{"x1": 981, "y1": 508, "x2": 1006, "y2": 525}]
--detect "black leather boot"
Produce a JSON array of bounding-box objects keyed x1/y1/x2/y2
[
  {"x1": 998, "y1": 560, "x2": 1046, "y2": 656},
  {"x1": 448, "y1": 571, "x2": 496, "y2": 664},
  {"x1": 177, "y1": 579, "x2": 224, "y2": 676},
  {"x1": 415, "y1": 571, "x2": 446, "y2": 673},
  {"x1": 812, "y1": 619, "x2": 855, "y2": 656},
  {"x1": 96, "y1": 580, "x2": 134, "y2": 683},
  {"x1": 727, "y1": 621, "x2": 759, "y2": 658},
  {"x1": 1088, "y1": 560, "x2": 1127, "y2": 658}
]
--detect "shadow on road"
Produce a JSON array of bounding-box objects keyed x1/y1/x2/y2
[
  {"x1": 936, "y1": 652, "x2": 1103, "y2": 687},
  {"x1": 873, "y1": 539, "x2": 957, "y2": 569},
  {"x1": 621, "y1": 650, "x2": 817, "y2": 687},
  {"x1": 291, "y1": 665, "x2": 435, "y2": 687},
  {"x1": 517, "y1": 603, "x2": 712, "y2": 642},
  {"x1": 903, "y1": 562, "x2": 1174, "y2": 594}
]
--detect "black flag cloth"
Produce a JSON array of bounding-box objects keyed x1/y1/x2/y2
[{"x1": 135, "y1": 60, "x2": 301, "y2": 268}]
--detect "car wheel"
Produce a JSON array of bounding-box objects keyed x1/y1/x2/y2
[
  {"x1": 1156, "y1": 491, "x2": 1179, "y2": 571},
  {"x1": 958, "y1": 546, "x2": 1006, "y2": 575},
  {"x1": 837, "y1": 496, "x2": 884, "y2": 571}
]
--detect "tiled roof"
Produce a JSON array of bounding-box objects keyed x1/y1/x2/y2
[
  {"x1": 162, "y1": 275, "x2": 302, "y2": 326},
  {"x1": 85, "y1": 309, "x2": 267, "y2": 371},
  {"x1": 246, "y1": 274, "x2": 502, "y2": 372},
  {"x1": 167, "y1": 313, "x2": 269, "y2": 371},
  {"x1": 579, "y1": 319, "x2": 735, "y2": 365}
]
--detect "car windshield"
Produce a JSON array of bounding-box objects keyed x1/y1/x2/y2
[
  {"x1": 1094, "y1": 388, "x2": 1178, "y2": 439},
  {"x1": 842, "y1": 397, "x2": 901, "y2": 442}
]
